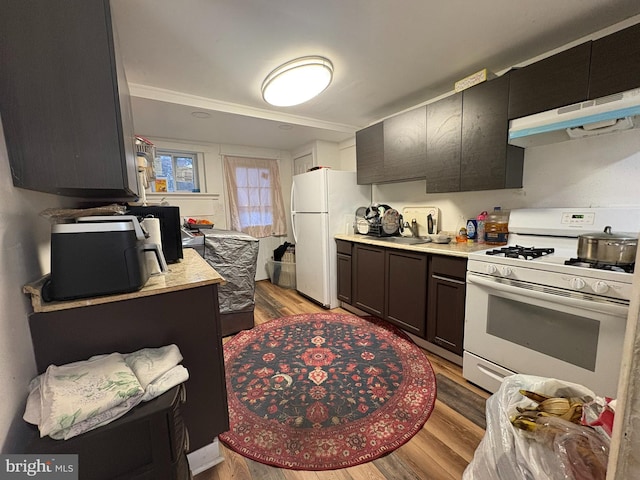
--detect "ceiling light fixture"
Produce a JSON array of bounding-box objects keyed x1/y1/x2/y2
[{"x1": 262, "y1": 56, "x2": 334, "y2": 107}]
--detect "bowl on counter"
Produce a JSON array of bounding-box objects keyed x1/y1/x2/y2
[{"x1": 431, "y1": 234, "x2": 451, "y2": 244}]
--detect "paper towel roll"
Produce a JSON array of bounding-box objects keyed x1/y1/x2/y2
[{"x1": 141, "y1": 217, "x2": 163, "y2": 275}]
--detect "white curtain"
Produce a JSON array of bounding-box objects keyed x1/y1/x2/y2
[{"x1": 223, "y1": 156, "x2": 287, "y2": 238}]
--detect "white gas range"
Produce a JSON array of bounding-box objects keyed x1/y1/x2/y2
[{"x1": 463, "y1": 207, "x2": 639, "y2": 398}]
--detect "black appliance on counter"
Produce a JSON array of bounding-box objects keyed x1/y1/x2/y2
[
  {"x1": 127, "y1": 205, "x2": 183, "y2": 263},
  {"x1": 43, "y1": 216, "x2": 166, "y2": 302}
]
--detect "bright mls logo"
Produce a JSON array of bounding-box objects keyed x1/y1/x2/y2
[{"x1": 0, "y1": 455, "x2": 77, "y2": 479}]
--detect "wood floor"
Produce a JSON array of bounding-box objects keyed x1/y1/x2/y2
[{"x1": 195, "y1": 280, "x2": 491, "y2": 480}]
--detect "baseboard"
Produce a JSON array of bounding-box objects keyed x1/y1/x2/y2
[
  {"x1": 187, "y1": 438, "x2": 224, "y2": 475},
  {"x1": 407, "y1": 332, "x2": 463, "y2": 367}
]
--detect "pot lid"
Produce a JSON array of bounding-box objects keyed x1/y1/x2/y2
[{"x1": 580, "y1": 226, "x2": 638, "y2": 241}]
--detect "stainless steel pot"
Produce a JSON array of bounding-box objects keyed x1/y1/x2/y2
[{"x1": 577, "y1": 226, "x2": 638, "y2": 265}]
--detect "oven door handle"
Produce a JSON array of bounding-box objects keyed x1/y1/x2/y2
[{"x1": 467, "y1": 274, "x2": 629, "y2": 317}]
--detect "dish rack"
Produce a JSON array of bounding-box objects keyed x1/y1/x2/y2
[
  {"x1": 354, "y1": 206, "x2": 397, "y2": 237},
  {"x1": 366, "y1": 220, "x2": 393, "y2": 237}
]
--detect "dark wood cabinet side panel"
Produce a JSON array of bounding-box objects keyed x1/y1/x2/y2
[
  {"x1": 353, "y1": 245, "x2": 385, "y2": 316},
  {"x1": 426, "y1": 93, "x2": 462, "y2": 193},
  {"x1": 356, "y1": 123, "x2": 385, "y2": 184},
  {"x1": 589, "y1": 23, "x2": 640, "y2": 99},
  {"x1": 383, "y1": 106, "x2": 427, "y2": 182},
  {"x1": 508, "y1": 42, "x2": 591, "y2": 119},
  {"x1": 28, "y1": 285, "x2": 228, "y2": 451}
]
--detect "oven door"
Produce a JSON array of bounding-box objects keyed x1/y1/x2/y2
[{"x1": 463, "y1": 272, "x2": 628, "y2": 397}]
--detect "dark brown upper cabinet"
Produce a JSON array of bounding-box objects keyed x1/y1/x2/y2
[
  {"x1": 461, "y1": 74, "x2": 524, "y2": 192},
  {"x1": 356, "y1": 122, "x2": 385, "y2": 185},
  {"x1": 382, "y1": 106, "x2": 427, "y2": 182},
  {"x1": 0, "y1": 0, "x2": 138, "y2": 200},
  {"x1": 426, "y1": 92, "x2": 462, "y2": 193},
  {"x1": 508, "y1": 42, "x2": 592, "y2": 120},
  {"x1": 589, "y1": 23, "x2": 640, "y2": 100}
]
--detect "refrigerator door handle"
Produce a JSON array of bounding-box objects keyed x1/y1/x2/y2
[{"x1": 290, "y1": 181, "x2": 298, "y2": 243}]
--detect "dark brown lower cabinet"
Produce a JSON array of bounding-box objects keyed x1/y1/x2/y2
[
  {"x1": 427, "y1": 255, "x2": 467, "y2": 355},
  {"x1": 27, "y1": 386, "x2": 190, "y2": 479},
  {"x1": 352, "y1": 243, "x2": 385, "y2": 316},
  {"x1": 343, "y1": 241, "x2": 467, "y2": 349},
  {"x1": 385, "y1": 249, "x2": 427, "y2": 337},
  {"x1": 28, "y1": 284, "x2": 228, "y2": 453},
  {"x1": 336, "y1": 240, "x2": 353, "y2": 304}
]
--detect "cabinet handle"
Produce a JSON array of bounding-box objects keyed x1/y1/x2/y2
[
  {"x1": 179, "y1": 384, "x2": 187, "y2": 404},
  {"x1": 431, "y1": 274, "x2": 465, "y2": 285}
]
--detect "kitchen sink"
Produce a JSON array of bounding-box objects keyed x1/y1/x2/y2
[{"x1": 377, "y1": 236, "x2": 432, "y2": 245}]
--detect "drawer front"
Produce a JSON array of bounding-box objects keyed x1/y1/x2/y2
[
  {"x1": 430, "y1": 255, "x2": 467, "y2": 279},
  {"x1": 336, "y1": 239, "x2": 352, "y2": 255}
]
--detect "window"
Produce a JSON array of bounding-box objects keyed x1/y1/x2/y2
[
  {"x1": 150, "y1": 150, "x2": 200, "y2": 192},
  {"x1": 223, "y1": 156, "x2": 287, "y2": 238}
]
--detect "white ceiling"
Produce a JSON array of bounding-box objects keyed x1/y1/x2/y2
[{"x1": 111, "y1": 0, "x2": 640, "y2": 151}]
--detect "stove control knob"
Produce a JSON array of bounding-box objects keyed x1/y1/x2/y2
[
  {"x1": 499, "y1": 266, "x2": 512, "y2": 277},
  {"x1": 593, "y1": 281, "x2": 610, "y2": 295},
  {"x1": 570, "y1": 277, "x2": 586, "y2": 290},
  {"x1": 486, "y1": 264, "x2": 497, "y2": 275}
]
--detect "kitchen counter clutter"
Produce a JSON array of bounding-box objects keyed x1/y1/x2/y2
[
  {"x1": 23, "y1": 248, "x2": 230, "y2": 470},
  {"x1": 335, "y1": 233, "x2": 488, "y2": 257},
  {"x1": 24, "y1": 248, "x2": 225, "y2": 313}
]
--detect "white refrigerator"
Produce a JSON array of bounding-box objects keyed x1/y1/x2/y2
[{"x1": 291, "y1": 169, "x2": 371, "y2": 308}]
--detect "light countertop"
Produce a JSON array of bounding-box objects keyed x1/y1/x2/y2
[
  {"x1": 335, "y1": 233, "x2": 489, "y2": 258},
  {"x1": 24, "y1": 248, "x2": 226, "y2": 313}
]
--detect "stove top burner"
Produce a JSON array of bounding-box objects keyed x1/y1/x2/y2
[
  {"x1": 486, "y1": 246, "x2": 555, "y2": 260},
  {"x1": 564, "y1": 258, "x2": 635, "y2": 274}
]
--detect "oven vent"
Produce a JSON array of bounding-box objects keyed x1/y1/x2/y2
[{"x1": 508, "y1": 87, "x2": 640, "y2": 147}]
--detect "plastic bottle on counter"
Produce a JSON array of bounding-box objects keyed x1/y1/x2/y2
[
  {"x1": 466, "y1": 219, "x2": 477, "y2": 243},
  {"x1": 485, "y1": 207, "x2": 509, "y2": 245},
  {"x1": 476, "y1": 211, "x2": 488, "y2": 244},
  {"x1": 456, "y1": 216, "x2": 468, "y2": 243}
]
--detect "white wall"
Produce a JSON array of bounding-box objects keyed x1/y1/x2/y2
[
  {"x1": 145, "y1": 138, "x2": 293, "y2": 280},
  {"x1": 0, "y1": 127, "x2": 77, "y2": 452},
  {"x1": 356, "y1": 128, "x2": 640, "y2": 232}
]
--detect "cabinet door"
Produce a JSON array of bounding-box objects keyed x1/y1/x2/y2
[
  {"x1": 383, "y1": 106, "x2": 427, "y2": 182},
  {"x1": 293, "y1": 153, "x2": 314, "y2": 175},
  {"x1": 356, "y1": 122, "x2": 385, "y2": 185},
  {"x1": 508, "y1": 42, "x2": 591, "y2": 119},
  {"x1": 0, "y1": 0, "x2": 138, "y2": 199},
  {"x1": 427, "y1": 256, "x2": 467, "y2": 355},
  {"x1": 589, "y1": 23, "x2": 640, "y2": 99},
  {"x1": 353, "y1": 244, "x2": 385, "y2": 316},
  {"x1": 337, "y1": 253, "x2": 352, "y2": 304},
  {"x1": 461, "y1": 75, "x2": 524, "y2": 191},
  {"x1": 385, "y1": 250, "x2": 427, "y2": 338},
  {"x1": 426, "y1": 93, "x2": 462, "y2": 193}
]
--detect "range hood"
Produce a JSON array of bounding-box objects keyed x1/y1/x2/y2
[{"x1": 508, "y1": 88, "x2": 640, "y2": 147}]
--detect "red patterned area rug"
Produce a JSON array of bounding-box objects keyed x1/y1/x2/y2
[{"x1": 219, "y1": 312, "x2": 437, "y2": 470}]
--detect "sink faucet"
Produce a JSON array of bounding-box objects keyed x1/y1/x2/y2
[{"x1": 404, "y1": 218, "x2": 419, "y2": 238}]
